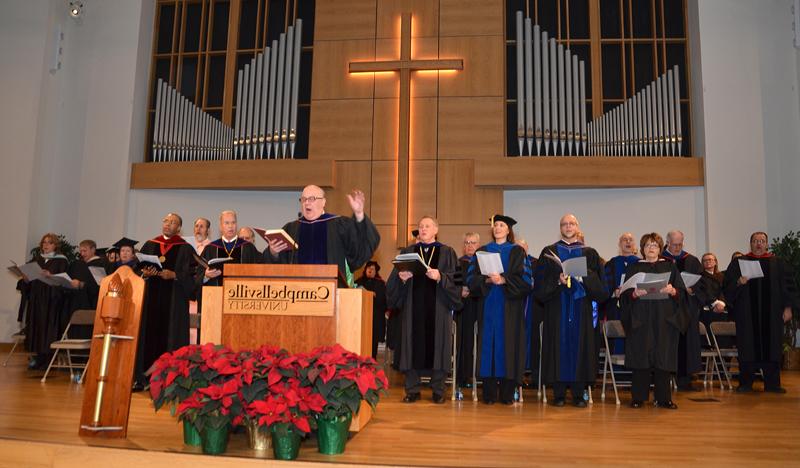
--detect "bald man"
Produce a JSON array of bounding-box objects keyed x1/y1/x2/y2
[
  {"x1": 535, "y1": 214, "x2": 608, "y2": 407},
  {"x1": 264, "y1": 185, "x2": 380, "y2": 285}
]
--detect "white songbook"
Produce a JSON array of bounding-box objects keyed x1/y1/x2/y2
[
  {"x1": 681, "y1": 272, "x2": 702, "y2": 288},
  {"x1": 738, "y1": 259, "x2": 765, "y2": 279},
  {"x1": 476, "y1": 251, "x2": 504, "y2": 275}
]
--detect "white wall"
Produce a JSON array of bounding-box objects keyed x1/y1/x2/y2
[
  {"x1": 506, "y1": 187, "x2": 707, "y2": 261},
  {"x1": 2, "y1": 0, "x2": 800, "y2": 341}
]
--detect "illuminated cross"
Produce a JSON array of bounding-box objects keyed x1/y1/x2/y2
[{"x1": 349, "y1": 13, "x2": 463, "y2": 248}]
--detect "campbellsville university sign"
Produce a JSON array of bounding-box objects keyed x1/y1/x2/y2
[{"x1": 222, "y1": 278, "x2": 336, "y2": 316}]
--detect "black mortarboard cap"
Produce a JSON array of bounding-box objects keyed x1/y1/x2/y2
[
  {"x1": 490, "y1": 214, "x2": 517, "y2": 228},
  {"x1": 113, "y1": 237, "x2": 138, "y2": 249}
]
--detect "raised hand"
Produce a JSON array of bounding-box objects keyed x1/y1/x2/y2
[{"x1": 347, "y1": 189, "x2": 366, "y2": 221}]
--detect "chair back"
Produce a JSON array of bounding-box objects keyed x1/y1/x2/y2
[
  {"x1": 604, "y1": 320, "x2": 626, "y2": 339},
  {"x1": 698, "y1": 321, "x2": 708, "y2": 336},
  {"x1": 70, "y1": 309, "x2": 96, "y2": 326},
  {"x1": 710, "y1": 321, "x2": 736, "y2": 337}
]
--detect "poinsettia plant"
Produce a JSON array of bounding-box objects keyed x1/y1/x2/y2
[
  {"x1": 147, "y1": 343, "x2": 241, "y2": 416},
  {"x1": 177, "y1": 376, "x2": 245, "y2": 431},
  {"x1": 247, "y1": 377, "x2": 327, "y2": 436},
  {"x1": 238, "y1": 346, "x2": 290, "y2": 419},
  {"x1": 306, "y1": 344, "x2": 389, "y2": 420}
]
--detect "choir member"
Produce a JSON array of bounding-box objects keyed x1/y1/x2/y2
[
  {"x1": 662, "y1": 230, "x2": 703, "y2": 391},
  {"x1": 23, "y1": 233, "x2": 70, "y2": 370},
  {"x1": 198, "y1": 210, "x2": 261, "y2": 288},
  {"x1": 355, "y1": 261, "x2": 387, "y2": 359},
  {"x1": 264, "y1": 185, "x2": 380, "y2": 285},
  {"x1": 238, "y1": 226, "x2": 256, "y2": 244},
  {"x1": 695, "y1": 253, "x2": 728, "y2": 328},
  {"x1": 535, "y1": 214, "x2": 608, "y2": 407},
  {"x1": 723, "y1": 232, "x2": 799, "y2": 393},
  {"x1": 469, "y1": 215, "x2": 531, "y2": 405},
  {"x1": 455, "y1": 232, "x2": 480, "y2": 391},
  {"x1": 388, "y1": 216, "x2": 461, "y2": 404},
  {"x1": 134, "y1": 213, "x2": 194, "y2": 390},
  {"x1": 66, "y1": 239, "x2": 105, "y2": 310},
  {"x1": 193, "y1": 217, "x2": 212, "y2": 254},
  {"x1": 112, "y1": 238, "x2": 139, "y2": 272},
  {"x1": 620, "y1": 232, "x2": 688, "y2": 409},
  {"x1": 602, "y1": 232, "x2": 640, "y2": 354}
]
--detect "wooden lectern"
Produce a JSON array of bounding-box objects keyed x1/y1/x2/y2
[
  {"x1": 78, "y1": 266, "x2": 145, "y2": 438},
  {"x1": 200, "y1": 263, "x2": 374, "y2": 430}
]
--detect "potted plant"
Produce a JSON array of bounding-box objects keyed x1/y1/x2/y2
[
  {"x1": 306, "y1": 344, "x2": 389, "y2": 454},
  {"x1": 247, "y1": 376, "x2": 326, "y2": 460},
  {"x1": 238, "y1": 345, "x2": 289, "y2": 450},
  {"x1": 147, "y1": 343, "x2": 240, "y2": 446},
  {"x1": 177, "y1": 375, "x2": 244, "y2": 455},
  {"x1": 771, "y1": 231, "x2": 800, "y2": 369}
]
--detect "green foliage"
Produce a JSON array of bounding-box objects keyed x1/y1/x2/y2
[
  {"x1": 29, "y1": 234, "x2": 79, "y2": 263},
  {"x1": 770, "y1": 231, "x2": 800, "y2": 349}
]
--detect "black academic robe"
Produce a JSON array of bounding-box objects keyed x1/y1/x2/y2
[
  {"x1": 195, "y1": 238, "x2": 261, "y2": 289},
  {"x1": 25, "y1": 255, "x2": 70, "y2": 356},
  {"x1": 63, "y1": 257, "x2": 106, "y2": 339},
  {"x1": 263, "y1": 213, "x2": 380, "y2": 281},
  {"x1": 723, "y1": 255, "x2": 799, "y2": 363},
  {"x1": 535, "y1": 241, "x2": 609, "y2": 385},
  {"x1": 137, "y1": 236, "x2": 194, "y2": 379},
  {"x1": 355, "y1": 276, "x2": 388, "y2": 358},
  {"x1": 620, "y1": 260, "x2": 689, "y2": 372},
  {"x1": 468, "y1": 243, "x2": 531, "y2": 385},
  {"x1": 455, "y1": 254, "x2": 481, "y2": 384},
  {"x1": 387, "y1": 243, "x2": 461, "y2": 373},
  {"x1": 662, "y1": 250, "x2": 703, "y2": 375},
  {"x1": 694, "y1": 271, "x2": 731, "y2": 328}
]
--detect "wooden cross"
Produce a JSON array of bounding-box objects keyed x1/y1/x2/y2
[{"x1": 349, "y1": 13, "x2": 463, "y2": 248}]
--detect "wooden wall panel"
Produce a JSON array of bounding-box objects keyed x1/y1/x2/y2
[
  {"x1": 372, "y1": 224, "x2": 402, "y2": 269},
  {"x1": 373, "y1": 98, "x2": 399, "y2": 160},
  {"x1": 409, "y1": 160, "x2": 437, "y2": 222},
  {"x1": 308, "y1": 99, "x2": 374, "y2": 160},
  {"x1": 437, "y1": 160, "x2": 503, "y2": 225},
  {"x1": 312, "y1": 40, "x2": 376, "y2": 100},
  {"x1": 439, "y1": 35, "x2": 505, "y2": 97},
  {"x1": 435, "y1": 224, "x2": 497, "y2": 254},
  {"x1": 376, "y1": 0, "x2": 439, "y2": 38},
  {"x1": 326, "y1": 161, "x2": 373, "y2": 216},
  {"x1": 314, "y1": 0, "x2": 377, "y2": 41},
  {"x1": 437, "y1": 97, "x2": 505, "y2": 159},
  {"x1": 439, "y1": 0, "x2": 504, "y2": 36},
  {"x1": 370, "y1": 160, "x2": 398, "y2": 225},
  {"x1": 410, "y1": 97, "x2": 437, "y2": 159}
]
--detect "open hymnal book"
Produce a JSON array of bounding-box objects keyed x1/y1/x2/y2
[
  {"x1": 8, "y1": 261, "x2": 45, "y2": 282},
  {"x1": 136, "y1": 253, "x2": 163, "y2": 270},
  {"x1": 476, "y1": 251, "x2": 504, "y2": 275},
  {"x1": 392, "y1": 252, "x2": 429, "y2": 276},
  {"x1": 253, "y1": 228, "x2": 298, "y2": 249},
  {"x1": 88, "y1": 266, "x2": 107, "y2": 285},
  {"x1": 620, "y1": 272, "x2": 671, "y2": 300},
  {"x1": 738, "y1": 259, "x2": 765, "y2": 279},
  {"x1": 543, "y1": 251, "x2": 588, "y2": 278},
  {"x1": 192, "y1": 251, "x2": 233, "y2": 270},
  {"x1": 47, "y1": 273, "x2": 77, "y2": 289},
  {"x1": 680, "y1": 272, "x2": 702, "y2": 288}
]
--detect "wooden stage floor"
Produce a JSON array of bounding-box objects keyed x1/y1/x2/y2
[{"x1": 0, "y1": 351, "x2": 798, "y2": 467}]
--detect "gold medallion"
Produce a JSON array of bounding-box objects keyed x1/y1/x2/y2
[{"x1": 159, "y1": 256, "x2": 166, "y2": 263}]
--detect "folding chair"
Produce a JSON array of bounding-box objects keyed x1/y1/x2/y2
[
  {"x1": 601, "y1": 320, "x2": 627, "y2": 405},
  {"x1": 698, "y1": 322, "x2": 726, "y2": 389},
  {"x1": 709, "y1": 321, "x2": 737, "y2": 389},
  {"x1": 41, "y1": 309, "x2": 95, "y2": 383},
  {"x1": 2, "y1": 331, "x2": 26, "y2": 367}
]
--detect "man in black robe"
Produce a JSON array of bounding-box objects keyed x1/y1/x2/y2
[
  {"x1": 535, "y1": 214, "x2": 608, "y2": 407},
  {"x1": 387, "y1": 216, "x2": 461, "y2": 403},
  {"x1": 263, "y1": 185, "x2": 380, "y2": 285},
  {"x1": 64, "y1": 240, "x2": 106, "y2": 339},
  {"x1": 723, "y1": 232, "x2": 798, "y2": 393},
  {"x1": 661, "y1": 230, "x2": 703, "y2": 391},
  {"x1": 134, "y1": 213, "x2": 194, "y2": 390},
  {"x1": 454, "y1": 232, "x2": 481, "y2": 393},
  {"x1": 197, "y1": 210, "x2": 261, "y2": 290}
]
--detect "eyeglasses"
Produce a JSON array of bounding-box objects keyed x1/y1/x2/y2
[
  {"x1": 560, "y1": 221, "x2": 577, "y2": 227},
  {"x1": 752, "y1": 239, "x2": 767, "y2": 245},
  {"x1": 299, "y1": 196, "x2": 324, "y2": 203},
  {"x1": 464, "y1": 240, "x2": 478, "y2": 245}
]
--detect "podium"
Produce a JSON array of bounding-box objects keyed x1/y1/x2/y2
[{"x1": 200, "y1": 263, "x2": 374, "y2": 430}]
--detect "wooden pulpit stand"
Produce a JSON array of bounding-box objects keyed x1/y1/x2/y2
[{"x1": 200, "y1": 264, "x2": 374, "y2": 431}]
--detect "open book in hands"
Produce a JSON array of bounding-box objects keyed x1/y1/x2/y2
[
  {"x1": 192, "y1": 251, "x2": 233, "y2": 270},
  {"x1": 253, "y1": 228, "x2": 298, "y2": 250},
  {"x1": 392, "y1": 253, "x2": 429, "y2": 276},
  {"x1": 543, "y1": 250, "x2": 588, "y2": 277},
  {"x1": 620, "y1": 272, "x2": 671, "y2": 300}
]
